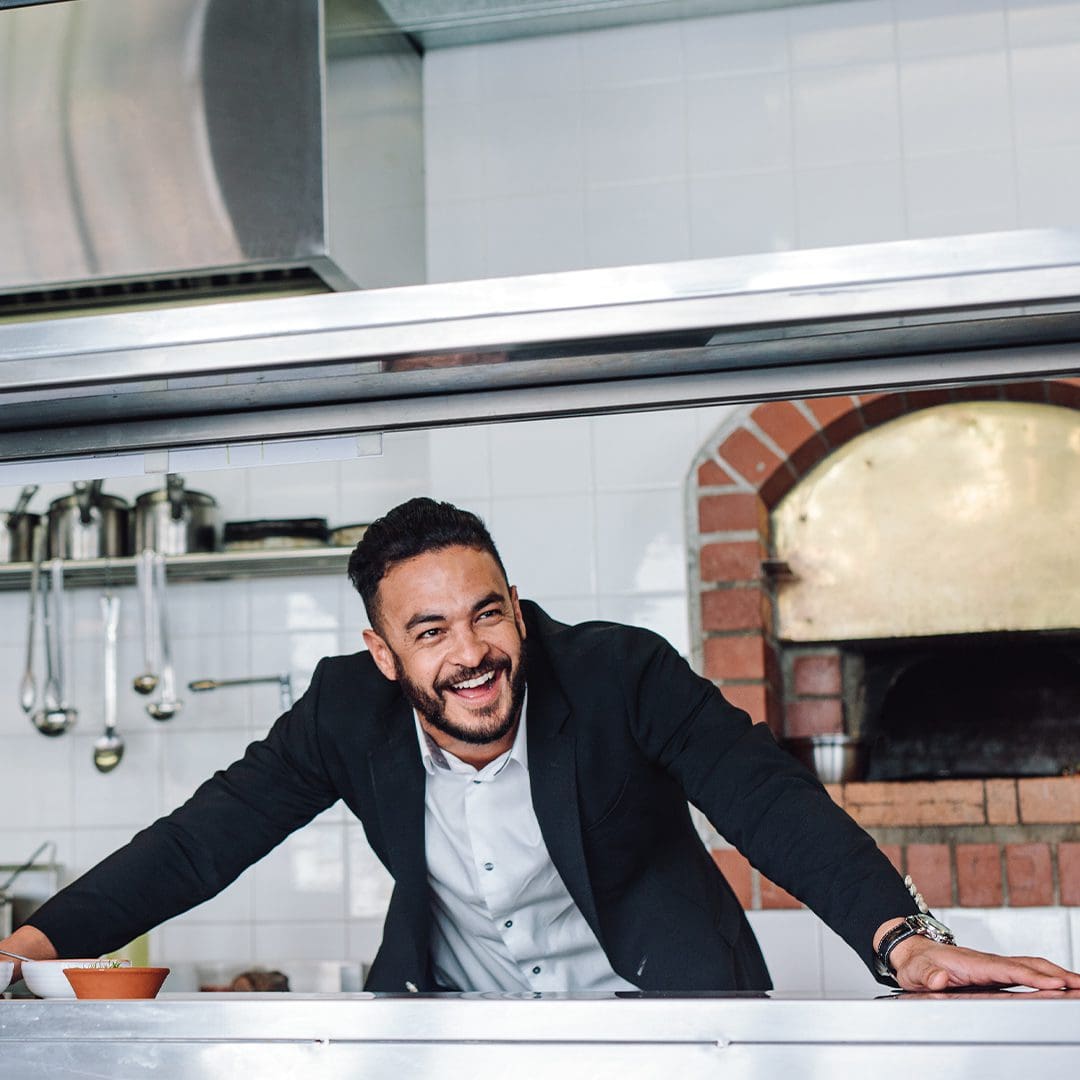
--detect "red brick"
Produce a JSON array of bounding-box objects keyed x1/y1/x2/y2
[
  {"x1": 903, "y1": 387, "x2": 953, "y2": 412},
  {"x1": 844, "y1": 781, "x2": 986, "y2": 828},
  {"x1": 1059, "y1": 843, "x2": 1080, "y2": 906},
  {"x1": 697, "y1": 459, "x2": 735, "y2": 487},
  {"x1": 712, "y1": 848, "x2": 753, "y2": 909},
  {"x1": 784, "y1": 698, "x2": 843, "y2": 738},
  {"x1": 717, "y1": 428, "x2": 794, "y2": 501},
  {"x1": 1005, "y1": 843, "x2": 1053, "y2": 907},
  {"x1": 751, "y1": 401, "x2": 815, "y2": 453},
  {"x1": 701, "y1": 587, "x2": 770, "y2": 632},
  {"x1": 703, "y1": 634, "x2": 770, "y2": 681},
  {"x1": 1002, "y1": 381, "x2": 1048, "y2": 403},
  {"x1": 956, "y1": 844, "x2": 1003, "y2": 907},
  {"x1": 792, "y1": 653, "x2": 842, "y2": 696},
  {"x1": 1018, "y1": 777, "x2": 1080, "y2": 824},
  {"x1": 760, "y1": 874, "x2": 802, "y2": 909},
  {"x1": 758, "y1": 461, "x2": 799, "y2": 506},
  {"x1": 879, "y1": 844, "x2": 903, "y2": 876},
  {"x1": 953, "y1": 383, "x2": 1002, "y2": 402},
  {"x1": 985, "y1": 779, "x2": 1018, "y2": 825},
  {"x1": 719, "y1": 682, "x2": 775, "y2": 728},
  {"x1": 751, "y1": 401, "x2": 828, "y2": 475},
  {"x1": 858, "y1": 392, "x2": 905, "y2": 426},
  {"x1": 700, "y1": 540, "x2": 764, "y2": 583},
  {"x1": 1047, "y1": 378, "x2": 1080, "y2": 409},
  {"x1": 905, "y1": 844, "x2": 952, "y2": 908},
  {"x1": 698, "y1": 493, "x2": 766, "y2": 535}
]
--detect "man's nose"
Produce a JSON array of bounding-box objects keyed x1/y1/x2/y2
[{"x1": 448, "y1": 624, "x2": 488, "y2": 668}]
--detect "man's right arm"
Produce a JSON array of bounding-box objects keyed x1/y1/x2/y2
[
  {"x1": 21, "y1": 659, "x2": 341, "y2": 961},
  {"x1": 1, "y1": 925, "x2": 57, "y2": 984}
]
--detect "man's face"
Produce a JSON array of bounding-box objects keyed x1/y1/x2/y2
[{"x1": 362, "y1": 545, "x2": 527, "y2": 748}]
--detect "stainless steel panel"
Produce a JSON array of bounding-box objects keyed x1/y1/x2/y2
[
  {"x1": 0, "y1": 0, "x2": 324, "y2": 290},
  {"x1": 0, "y1": 231, "x2": 1078, "y2": 458}
]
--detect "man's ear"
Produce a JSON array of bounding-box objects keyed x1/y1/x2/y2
[
  {"x1": 362, "y1": 628, "x2": 398, "y2": 681},
  {"x1": 510, "y1": 585, "x2": 526, "y2": 639}
]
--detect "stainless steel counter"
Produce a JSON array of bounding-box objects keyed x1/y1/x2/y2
[{"x1": 2, "y1": 991, "x2": 1078, "y2": 1079}]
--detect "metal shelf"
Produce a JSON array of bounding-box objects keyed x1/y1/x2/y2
[{"x1": 0, "y1": 547, "x2": 353, "y2": 591}]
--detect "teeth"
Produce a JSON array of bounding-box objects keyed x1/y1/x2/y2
[{"x1": 453, "y1": 671, "x2": 495, "y2": 690}]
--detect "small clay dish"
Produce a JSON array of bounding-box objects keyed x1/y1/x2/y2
[{"x1": 64, "y1": 966, "x2": 170, "y2": 999}]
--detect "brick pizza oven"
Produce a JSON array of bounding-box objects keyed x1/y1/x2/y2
[{"x1": 690, "y1": 380, "x2": 1080, "y2": 913}]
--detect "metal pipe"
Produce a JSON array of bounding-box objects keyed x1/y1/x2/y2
[{"x1": 188, "y1": 674, "x2": 294, "y2": 712}]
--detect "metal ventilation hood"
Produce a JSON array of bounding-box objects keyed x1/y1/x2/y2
[{"x1": 0, "y1": 0, "x2": 424, "y2": 319}]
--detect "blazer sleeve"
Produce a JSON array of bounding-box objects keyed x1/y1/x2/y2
[
  {"x1": 27, "y1": 659, "x2": 341, "y2": 959},
  {"x1": 621, "y1": 629, "x2": 917, "y2": 979}
]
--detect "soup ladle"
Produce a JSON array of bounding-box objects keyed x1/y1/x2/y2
[
  {"x1": 93, "y1": 593, "x2": 124, "y2": 773},
  {"x1": 32, "y1": 560, "x2": 76, "y2": 736},
  {"x1": 146, "y1": 554, "x2": 182, "y2": 722},
  {"x1": 0, "y1": 946, "x2": 32, "y2": 963}
]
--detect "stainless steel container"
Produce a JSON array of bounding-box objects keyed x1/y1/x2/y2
[
  {"x1": 0, "y1": 512, "x2": 40, "y2": 563},
  {"x1": 133, "y1": 476, "x2": 221, "y2": 555},
  {"x1": 48, "y1": 485, "x2": 130, "y2": 560},
  {"x1": 784, "y1": 734, "x2": 869, "y2": 784}
]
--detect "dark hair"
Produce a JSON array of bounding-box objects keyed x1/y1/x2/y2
[{"x1": 348, "y1": 497, "x2": 509, "y2": 630}]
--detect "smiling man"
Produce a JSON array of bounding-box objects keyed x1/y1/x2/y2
[{"x1": 5, "y1": 498, "x2": 1079, "y2": 995}]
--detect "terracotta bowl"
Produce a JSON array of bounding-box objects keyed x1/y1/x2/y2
[
  {"x1": 23, "y1": 958, "x2": 131, "y2": 999},
  {"x1": 63, "y1": 966, "x2": 170, "y2": 1000}
]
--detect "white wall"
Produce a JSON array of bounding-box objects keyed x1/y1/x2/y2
[{"x1": 5, "y1": 0, "x2": 1080, "y2": 985}]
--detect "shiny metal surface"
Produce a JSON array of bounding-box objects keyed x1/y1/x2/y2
[
  {"x1": 0, "y1": 231, "x2": 1078, "y2": 459},
  {"x1": 1, "y1": 993, "x2": 1079, "y2": 1079},
  {"x1": 0, "y1": 0, "x2": 324, "y2": 293},
  {"x1": 774, "y1": 401, "x2": 1080, "y2": 642},
  {"x1": 0, "y1": 546, "x2": 352, "y2": 592}
]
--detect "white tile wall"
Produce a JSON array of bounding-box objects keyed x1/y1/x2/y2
[{"x1": 10, "y1": 0, "x2": 1080, "y2": 980}]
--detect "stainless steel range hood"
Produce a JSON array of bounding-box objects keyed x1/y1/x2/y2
[{"x1": 0, "y1": 0, "x2": 424, "y2": 319}]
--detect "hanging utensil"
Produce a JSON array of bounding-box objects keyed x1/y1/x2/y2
[
  {"x1": 19, "y1": 523, "x2": 45, "y2": 714},
  {"x1": 93, "y1": 593, "x2": 124, "y2": 773},
  {"x1": 32, "y1": 560, "x2": 76, "y2": 736},
  {"x1": 147, "y1": 554, "x2": 182, "y2": 721},
  {"x1": 132, "y1": 549, "x2": 158, "y2": 695},
  {"x1": 189, "y1": 673, "x2": 294, "y2": 712}
]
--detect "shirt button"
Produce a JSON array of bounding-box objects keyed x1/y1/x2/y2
[
  {"x1": 532, "y1": 966, "x2": 541, "y2": 975},
  {"x1": 504, "y1": 920, "x2": 513, "y2": 928},
  {"x1": 483, "y1": 862, "x2": 494, "y2": 871},
  {"x1": 473, "y1": 779, "x2": 481, "y2": 785}
]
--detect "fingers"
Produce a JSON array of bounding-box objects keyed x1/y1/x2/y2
[{"x1": 893, "y1": 941, "x2": 1080, "y2": 992}]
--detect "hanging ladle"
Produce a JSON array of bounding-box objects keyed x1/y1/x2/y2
[
  {"x1": 146, "y1": 553, "x2": 182, "y2": 722},
  {"x1": 132, "y1": 549, "x2": 158, "y2": 695},
  {"x1": 18, "y1": 521, "x2": 45, "y2": 715},
  {"x1": 93, "y1": 593, "x2": 123, "y2": 772},
  {"x1": 31, "y1": 559, "x2": 76, "y2": 736}
]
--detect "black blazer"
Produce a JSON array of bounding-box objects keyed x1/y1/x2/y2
[{"x1": 30, "y1": 602, "x2": 915, "y2": 990}]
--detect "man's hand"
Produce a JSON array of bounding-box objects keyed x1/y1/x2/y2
[
  {"x1": 884, "y1": 927, "x2": 1080, "y2": 992},
  {"x1": 0, "y1": 925, "x2": 58, "y2": 984}
]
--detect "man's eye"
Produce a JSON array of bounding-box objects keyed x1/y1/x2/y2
[
  {"x1": 477, "y1": 609, "x2": 501, "y2": 621},
  {"x1": 418, "y1": 627, "x2": 442, "y2": 640}
]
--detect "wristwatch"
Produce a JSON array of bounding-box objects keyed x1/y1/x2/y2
[{"x1": 874, "y1": 913, "x2": 956, "y2": 977}]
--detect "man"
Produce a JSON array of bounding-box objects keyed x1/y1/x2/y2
[{"x1": 4, "y1": 499, "x2": 1078, "y2": 993}]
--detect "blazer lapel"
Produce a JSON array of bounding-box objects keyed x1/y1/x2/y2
[
  {"x1": 526, "y1": 664, "x2": 602, "y2": 939},
  {"x1": 368, "y1": 697, "x2": 429, "y2": 954}
]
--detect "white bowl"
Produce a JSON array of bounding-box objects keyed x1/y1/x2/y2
[
  {"x1": 0, "y1": 960, "x2": 13, "y2": 993},
  {"x1": 22, "y1": 958, "x2": 130, "y2": 999}
]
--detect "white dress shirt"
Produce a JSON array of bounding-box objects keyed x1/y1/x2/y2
[{"x1": 415, "y1": 699, "x2": 637, "y2": 992}]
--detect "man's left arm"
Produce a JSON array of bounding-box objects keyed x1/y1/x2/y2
[{"x1": 623, "y1": 630, "x2": 1080, "y2": 990}]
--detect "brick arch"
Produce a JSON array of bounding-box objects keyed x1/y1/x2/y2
[{"x1": 688, "y1": 380, "x2": 1080, "y2": 739}]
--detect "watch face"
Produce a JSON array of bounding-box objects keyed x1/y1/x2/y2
[{"x1": 916, "y1": 914, "x2": 955, "y2": 943}]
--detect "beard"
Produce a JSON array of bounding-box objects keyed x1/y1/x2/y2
[{"x1": 393, "y1": 639, "x2": 528, "y2": 746}]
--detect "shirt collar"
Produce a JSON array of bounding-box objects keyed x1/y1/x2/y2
[{"x1": 414, "y1": 690, "x2": 529, "y2": 777}]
